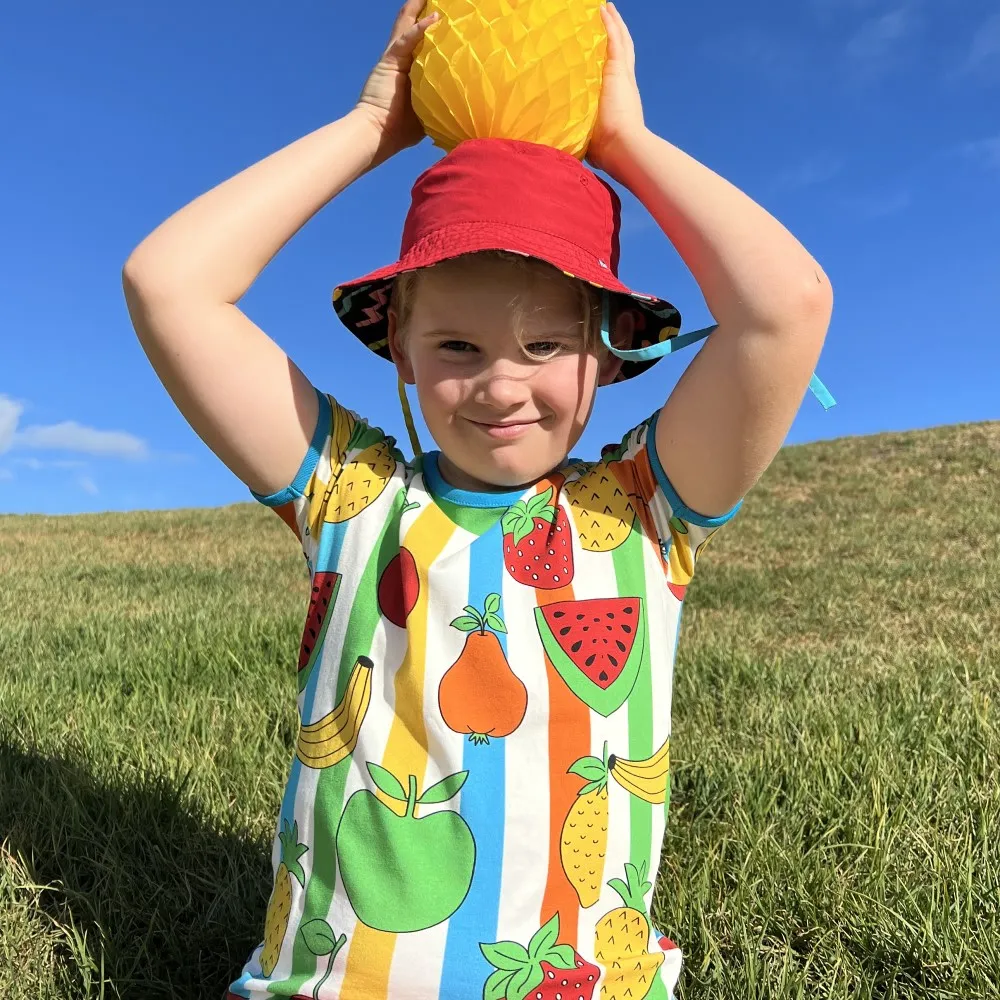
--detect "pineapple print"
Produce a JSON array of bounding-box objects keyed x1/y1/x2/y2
[
  {"x1": 594, "y1": 861, "x2": 664, "y2": 1000},
  {"x1": 410, "y1": 0, "x2": 608, "y2": 159},
  {"x1": 667, "y1": 516, "x2": 695, "y2": 588},
  {"x1": 325, "y1": 434, "x2": 396, "y2": 523},
  {"x1": 307, "y1": 402, "x2": 357, "y2": 536},
  {"x1": 565, "y1": 464, "x2": 637, "y2": 552},
  {"x1": 560, "y1": 742, "x2": 610, "y2": 907},
  {"x1": 260, "y1": 820, "x2": 308, "y2": 977},
  {"x1": 308, "y1": 421, "x2": 397, "y2": 531}
]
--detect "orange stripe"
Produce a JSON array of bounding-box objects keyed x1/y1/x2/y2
[
  {"x1": 612, "y1": 453, "x2": 666, "y2": 574},
  {"x1": 537, "y1": 477, "x2": 589, "y2": 947}
]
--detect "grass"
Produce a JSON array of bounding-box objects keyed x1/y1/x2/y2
[{"x1": 1, "y1": 421, "x2": 998, "y2": 1000}]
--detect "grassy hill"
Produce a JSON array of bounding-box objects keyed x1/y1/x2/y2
[{"x1": 2, "y1": 421, "x2": 998, "y2": 1000}]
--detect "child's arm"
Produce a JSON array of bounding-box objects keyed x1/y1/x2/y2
[
  {"x1": 591, "y1": 3, "x2": 834, "y2": 519},
  {"x1": 122, "y1": 1, "x2": 439, "y2": 498}
]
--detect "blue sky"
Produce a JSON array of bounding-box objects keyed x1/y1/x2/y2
[{"x1": 1, "y1": 0, "x2": 997, "y2": 515}]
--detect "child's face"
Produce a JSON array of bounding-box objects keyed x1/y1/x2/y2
[{"x1": 389, "y1": 263, "x2": 622, "y2": 491}]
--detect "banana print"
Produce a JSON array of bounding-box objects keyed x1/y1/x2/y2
[
  {"x1": 608, "y1": 738, "x2": 669, "y2": 804},
  {"x1": 297, "y1": 656, "x2": 373, "y2": 769}
]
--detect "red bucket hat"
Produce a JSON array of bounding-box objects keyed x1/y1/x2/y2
[{"x1": 332, "y1": 138, "x2": 685, "y2": 384}]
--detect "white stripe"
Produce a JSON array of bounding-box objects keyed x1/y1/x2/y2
[
  {"x1": 643, "y1": 537, "x2": 677, "y2": 901},
  {"x1": 495, "y1": 570, "x2": 551, "y2": 940},
  {"x1": 578, "y1": 546, "x2": 635, "y2": 947}
]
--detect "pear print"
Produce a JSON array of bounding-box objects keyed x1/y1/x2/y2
[{"x1": 438, "y1": 594, "x2": 528, "y2": 745}]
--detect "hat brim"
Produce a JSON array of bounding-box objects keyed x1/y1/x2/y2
[{"x1": 332, "y1": 220, "x2": 682, "y2": 384}]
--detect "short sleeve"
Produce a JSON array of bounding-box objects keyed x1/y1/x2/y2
[
  {"x1": 249, "y1": 385, "x2": 401, "y2": 568},
  {"x1": 580, "y1": 411, "x2": 743, "y2": 587}
]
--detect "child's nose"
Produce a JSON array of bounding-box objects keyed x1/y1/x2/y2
[{"x1": 475, "y1": 366, "x2": 532, "y2": 409}]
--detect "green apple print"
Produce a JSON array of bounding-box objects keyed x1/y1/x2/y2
[
  {"x1": 336, "y1": 762, "x2": 476, "y2": 933},
  {"x1": 299, "y1": 919, "x2": 347, "y2": 999}
]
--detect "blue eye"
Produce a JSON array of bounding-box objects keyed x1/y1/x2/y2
[{"x1": 440, "y1": 340, "x2": 477, "y2": 353}]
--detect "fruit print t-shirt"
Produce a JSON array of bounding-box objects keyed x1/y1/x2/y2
[{"x1": 227, "y1": 386, "x2": 740, "y2": 1000}]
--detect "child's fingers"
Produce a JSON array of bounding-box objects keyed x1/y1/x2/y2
[
  {"x1": 599, "y1": 3, "x2": 623, "y2": 61},
  {"x1": 615, "y1": 6, "x2": 637, "y2": 70},
  {"x1": 386, "y1": 9, "x2": 440, "y2": 59},
  {"x1": 385, "y1": 1, "x2": 429, "y2": 48},
  {"x1": 605, "y1": 3, "x2": 636, "y2": 71},
  {"x1": 389, "y1": 0, "x2": 426, "y2": 37}
]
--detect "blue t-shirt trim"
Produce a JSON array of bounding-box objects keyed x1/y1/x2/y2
[
  {"x1": 422, "y1": 452, "x2": 527, "y2": 509},
  {"x1": 646, "y1": 411, "x2": 743, "y2": 528},
  {"x1": 250, "y1": 386, "x2": 331, "y2": 507}
]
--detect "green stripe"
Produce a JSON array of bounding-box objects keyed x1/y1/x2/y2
[
  {"x1": 613, "y1": 531, "x2": 670, "y2": 1000},
  {"x1": 271, "y1": 489, "x2": 408, "y2": 996},
  {"x1": 434, "y1": 495, "x2": 505, "y2": 536},
  {"x1": 612, "y1": 531, "x2": 653, "y2": 874}
]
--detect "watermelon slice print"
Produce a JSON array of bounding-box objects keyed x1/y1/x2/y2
[
  {"x1": 297, "y1": 571, "x2": 341, "y2": 690},
  {"x1": 535, "y1": 598, "x2": 646, "y2": 716}
]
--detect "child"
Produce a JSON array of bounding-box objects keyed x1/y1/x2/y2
[{"x1": 123, "y1": 3, "x2": 832, "y2": 998}]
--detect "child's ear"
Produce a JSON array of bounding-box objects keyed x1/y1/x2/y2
[
  {"x1": 596, "y1": 307, "x2": 635, "y2": 386},
  {"x1": 387, "y1": 309, "x2": 415, "y2": 385}
]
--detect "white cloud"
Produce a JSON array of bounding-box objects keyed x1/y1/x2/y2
[
  {"x1": 846, "y1": 7, "x2": 916, "y2": 66},
  {"x1": 0, "y1": 396, "x2": 24, "y2": 454},
  {"x1": 770, "y1": 153, "x2": 846, "y2": 194},
  {"x1": 701, "y1": 27, "x2": 808, "y2": 84},
  {"x1": 0, "y1": 394, "x2": 149, "y2": 460},
  {"x1": 12, "y1": 457, "x2": 88, "y2": 471},
  {"x1": 13, "y1": 421, "x2": 148, "y2": 459},
  {"x1": 78, "y1": 476, "x2": 99, "y2": 496},
  {"x1": 966, "y1": 12, "x2": 1000, "y2": 74},
  {"x1": 961, "y1": 135, "x2": 1000, "y2": 170},
  {"x1": 842, "y1": 188, "x2": 913, "y2": 218}
]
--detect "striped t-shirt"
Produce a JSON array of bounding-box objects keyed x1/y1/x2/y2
[{"x1": 228, "y1": 387, "x2": 739, "y2": 1000}]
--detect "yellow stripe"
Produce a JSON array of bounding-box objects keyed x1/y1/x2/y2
[{"x1": 338, "y1": 503, "x2": 456, "y2": 999}]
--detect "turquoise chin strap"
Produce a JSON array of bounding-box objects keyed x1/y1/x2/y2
[{"x1": 600, "y1": 291, "x2": 836, "y2": 410}]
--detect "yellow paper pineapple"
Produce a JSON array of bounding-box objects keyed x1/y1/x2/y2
[{"x1": 410, "y1": 0, "x2": 608, "y2": 158}]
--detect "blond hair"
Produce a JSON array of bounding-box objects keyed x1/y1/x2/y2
[{"x1": 389, "y1": 251, "x2": 606, "y2": 362}]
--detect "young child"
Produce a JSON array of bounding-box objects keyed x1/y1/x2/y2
[{"x1": 123, "y1": 3, "x2": 832, "y2": 998}]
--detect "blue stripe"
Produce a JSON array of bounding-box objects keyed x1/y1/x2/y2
[
  {"x1": 439, "y1": 520, "x2": 508, "y2": 994},
  {"x1": 279, "y1": 519, "x2": 349, "y2": 830}
]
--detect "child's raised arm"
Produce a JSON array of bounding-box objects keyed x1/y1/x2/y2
[
  {"x1": 590, "y1": 3, "x2": 834, "y2": 519},
  {"x1": 122, "y1": 1, "x2": 439, "y2": 498}
]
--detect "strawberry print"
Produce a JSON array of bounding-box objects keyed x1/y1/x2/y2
[
  {"x1": 501, "y1": 487, "x2": 575, "y2": 590},
  {"x1": 481, "y1": 913, "x2": 600, "y2": 1000}
]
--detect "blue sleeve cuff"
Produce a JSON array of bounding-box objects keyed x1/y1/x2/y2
[
  {"x1": 646, "y1": 411, "x2": 743, "y2": 528},
  {"x1": 250, "y1": 386, "x2": 331, "y2": 507}
]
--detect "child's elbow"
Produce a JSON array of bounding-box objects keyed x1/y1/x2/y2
[{"x1": 792, "y1": 266, "x2": 834, "y2": 331}]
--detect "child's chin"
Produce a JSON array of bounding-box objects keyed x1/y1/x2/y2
[{"x1": 458, "y1": 450, "x2": 558, "y2": 491}]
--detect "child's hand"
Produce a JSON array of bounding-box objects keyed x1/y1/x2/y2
[
  {"x1": 587, "y1": 2, "x2": 646, "y2": 176},
  {"x1": 355, "y1": 1, "x2": 441, "y2": 155}
]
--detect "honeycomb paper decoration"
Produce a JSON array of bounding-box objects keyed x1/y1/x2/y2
[{"x1": 410, "y1": 0, "x2": 607, "y2": 159}]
